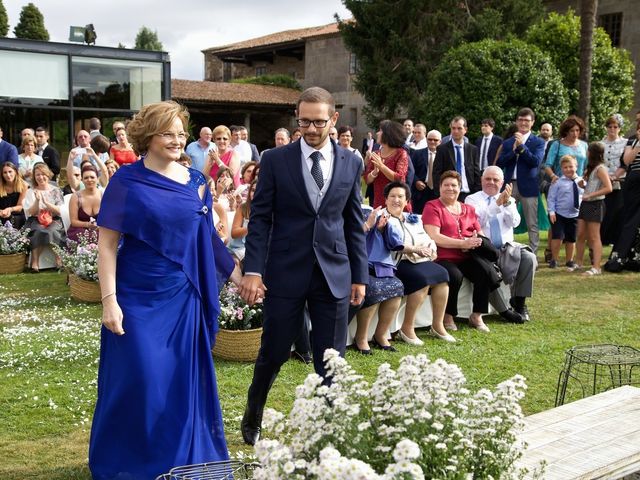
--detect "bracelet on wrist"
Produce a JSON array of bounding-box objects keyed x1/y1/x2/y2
[{"x1": 101, "y1": 292, "x2": 115, "y2": 302}]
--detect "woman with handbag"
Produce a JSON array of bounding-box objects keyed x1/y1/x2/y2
[
  {"x1": 22, "y1": 163, "x2": 66, "y2": 271},
  {"x1": 384, "y1": 182, "x2": 453, "y2": 343},
  {"x1": 423, "y1": 171, "x2": 494, "y2": 333}
]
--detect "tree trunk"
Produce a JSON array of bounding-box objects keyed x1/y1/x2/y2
[{"x1": 578, "y1": 0, "x2": 598, "y2": 138}]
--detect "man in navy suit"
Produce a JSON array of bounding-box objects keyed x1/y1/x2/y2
[
  {"x1": 410, "y1": 128, "x2": 441, "y2": 214},
  {"x1": 497, "y1": 108, "x2": 546, "y2": 252},
  {"x1": 475, "y1": 118, "x2": 503, "y2": 171},
  {"x1": 432, "y1": 116, "x2": 481, "y2": 201},
  {"x1": 239, "y1": 87, "x2": 368, "y2": 445},
  {"x1": 0, "y1": 126, "x2": 19, "y2": 167}
]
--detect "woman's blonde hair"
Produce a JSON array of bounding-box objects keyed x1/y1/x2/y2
[
  {"x1": 127, "y1": 101, "x2": 189, "y2": 153},
  {"x1": 0, "y1": 162, "x2": 28, "y2": 197},
  {"x1": 33, "y1": 162, "x2": 53, "y2": 181},
  {"x1": 212, "y1": 125, "x2": 231, "y2": 140},
  {"x1": 21, "y1": 134, "x2": 36, "y2": 152}
]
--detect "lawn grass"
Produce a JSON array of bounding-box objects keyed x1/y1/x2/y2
[{"x1": 1, "y1": 241, "x2": 639, "y2": 478}]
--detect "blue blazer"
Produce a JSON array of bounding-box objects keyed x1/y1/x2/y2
[
  {"x1": 244, "y1": 140, "x2": 368, "y2": 299},
  {"x1": 475, "y1": 135, "x2": 503, "y2": 168},
  {"x1": 497, "y1": 134, "x2": 545, "y2": 198}
]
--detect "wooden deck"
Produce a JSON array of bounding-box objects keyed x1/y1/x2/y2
[{"x1": 519, "y1": 386, "x2": 640, "y2": 479}]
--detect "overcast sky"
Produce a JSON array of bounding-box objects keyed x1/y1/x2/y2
[{"x1": 4, "y1": 0, "x2": 351, "y2": 79}]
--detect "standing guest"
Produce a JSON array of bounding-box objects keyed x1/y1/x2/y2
[
  {"x1": 238, "y1": 87, "x2": 367, "y2": 446},
  {"x1": 0, "y1": 126, "x2": 19, "y2": 167},
  {"x1": 329, "y1": 126, "x2": 338, "y2": 141},
  {"x1": 363, "y1": 120, "x2": 409, "y2": 208},
  {"x1": 260, "y1": 128, "x2": 290, "y2": 158},
  {"x1": 70, "y1": 130, "x2": 93, "y2": 167},
  {"x1": 465, "y1": 167, "x2": 536, "y2": 322},
  {"x1": 574, "y1": 143, "x2": 612, "y2": 275},
  {"x1": 497, "y1": 108, "x2": 546, "y2": 253},
  {"x1": 104, "y1": 159, "x2": 120, "y2": 180},
  {"x1": 409, "y1": 124, "x2": 427, "y2": 150},
  {"x1": 17, "y1": 134, "x2": 44, "y2": 183},
  {"x1": 475, "y1": 118, "x2": 503, "y2": 171},
  {"x1": 0, "y1": 162, "x2": 28, "y2": 228},
  {"x1": 433, "y1": 116, "x2": 481, "y2": 200},
  {"x1": 547, "y1": 155, "x2": 582, "y2": 269},
  {"x1": 539, "y1": 122, "x2": 554, "y2": 151},
  {"x1": 22, "y1": 163, "x2": 66, "y2": 271},
  {"x1": 600, "y1": 114, "x2": 628, "y2": 246},
  {"x1": 66, "y1": 138, "x2": 109, "y2": 191},
  {"x1": 185, "y1": 127, "x2": 216, "y2": 173},
  {"x1": 21, "y1": 128, "x2": 35, "y2": 139},
  {"x1": 410, "y1": 129, "x2": 441, "y2": 215},
  {"x1": 423, "y1": 171, "x2": 493, "y2": 333},
  {"x1": 361, "y1": 131, "x2": 377, "y2": 155},
  {"x1": 207, "y1": 125, "x2": 241, "y2": 187},
  {"x1": 66, "y1": 165, "x2": 103, "y2": 243},
  {"x1": 403, "y1": 119, "x2": 414, "y2": 145},
  {"x1": 109, "y1": 121, "x2": 125, "y2": 145},
  {"x1": 89, "y1": 101, "x2": 239, "y2": 479},
  {"x1": 109, "y1": 127, "x2": 138, "y2": 166},
  {"x1": 544, "y1": 115, "x2": 589, "y2": 178},
  {"x1": 35, "y1": 127, "x2": 60, "y2": 180},
  {"x1": 230, "y1": 125, "x2": 253, "y2": 165},
  {"x1": 88, "y1": 117, "x2": 102, "y2": 139},
  {"x1": 239, "y1": 126, "x2": 260, "y2": 163},
  {"x1": 291, "y1": 128, "x2": 302, "y2": 142},
  {"x1": 337, "y1": 125, "x2": 364, "y2": 163}
]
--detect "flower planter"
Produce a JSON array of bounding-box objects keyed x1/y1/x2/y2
[
  {"x1": 69, "y1": 274, "x2": 101, "y2": 303},
  {"x1": 213, "y1": 327, "x2": 263, "y2": 362},
  {"x1": 0, "y1": 252, "x2": 27, "y2": 274}
]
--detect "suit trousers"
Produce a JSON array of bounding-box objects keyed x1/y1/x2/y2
[
  {"x1": 247, "y1": 263, "x2": 350, "y2": 410},
  {"x1": 437, "y1": 258, "x2": 490, "y2": 316},
  {"x1": 489, "y1": 248, "x2": 537, "y2": 312},
  {"x1": 512, "y1": 182, "x2": 539, "y2": 253}
]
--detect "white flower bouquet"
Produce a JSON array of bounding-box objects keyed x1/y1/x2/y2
[
  {"x1": 253, "y1": 350, "x2": 543, "y2": 480},
  {"x1": 0, "y1": 221, "x2": 29, "y2": 254},
  {"x1": 54, "y1": 230, "x2": 98, "y2": 281}
]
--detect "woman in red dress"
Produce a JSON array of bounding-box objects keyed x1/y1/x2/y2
[
  {"x1": 364, "y1": 120, "x2": 408, "y2": 208},
  {"x1": 109, "y1": 127, "x2": 138, "y2": 166}
]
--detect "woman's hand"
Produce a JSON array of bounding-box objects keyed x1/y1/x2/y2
[
  {"x1": 364, "y1": 207, "x2": 380, "y2": 232},
  {"x1": 377, "y1": 212, "x2": 389, "y2": 231},
  {"x1": 102, "y1": 296, "x2": 124, "y2": 335},
  {"x1": 369, "y1": 151, "x2": 384, "y2": 170},
  {"x1": 0, "y1": 207, "x2": 11, "y2": 218}
]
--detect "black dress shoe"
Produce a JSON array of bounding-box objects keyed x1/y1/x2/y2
[
  {"x1": 510, "y1": 299, "x2": 531, "y2": 322},
  {"x1": 372, "y1": 338, "x2": 397, "y2": 352},
  {"x1": 291, "y1": 350, "x2": 313, "y2": 364},
  {"x1": 241, "y1": 404, "x2": 261, "y2": 446},
  {"x1": 499, "y1": 308, "x2": 525, "y2": 324}
]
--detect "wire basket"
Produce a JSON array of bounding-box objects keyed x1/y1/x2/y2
[{"x1": 155, "y1": 460, "x2": 258, "y2": 480}]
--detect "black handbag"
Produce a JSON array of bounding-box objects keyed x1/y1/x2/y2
[{"x1": 470, "y1": 235, "x2": 502, "y2": 290}]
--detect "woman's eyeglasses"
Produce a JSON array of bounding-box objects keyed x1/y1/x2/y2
[{"x1": 157, "y1": 132, "x2": 187, "y2": 140}]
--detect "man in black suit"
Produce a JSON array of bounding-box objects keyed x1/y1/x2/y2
[
  {"x1": 410, "y1": 128, "x2": 441, "y2": 214},
  {"x1": 433, "y1": 116, "x2": 481, "y2": 201},
  {"x1": 475, "y1": 118, "x2": 503, "y2": 171},
  {"x1": 35, "y1": 126, "x2": 60, "y2": 180},
  {"x1": 361, "y1": 131, "x2": 377, "y2": 155}
]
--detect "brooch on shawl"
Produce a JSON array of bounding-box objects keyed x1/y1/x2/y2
[{"x1": 406, "y1": 214, "x2": 420, "y2": 224}]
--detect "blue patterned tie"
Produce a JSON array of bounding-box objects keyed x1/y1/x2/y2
[
  {"x1": 310, "y1": 151, "x2": 324, "y2": 190},
  {"x1": 455, "y1": 144, "x2": 462, "y2": 174},
  {"x1": 487, "y1": 196, "x2": 503, "y2": 248}
]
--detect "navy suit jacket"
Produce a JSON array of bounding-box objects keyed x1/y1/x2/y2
[
  {"x1": 409, "y1": 148, "x2": 437, "y2": 214},
  {"x1": 244, "y1": 140, "x2": 368, "y2": 299},
  {"x1": 0, "y1": 140, "x2": 19, "y2": 167},
  {"x1": 475, "y1": 135, "x2": 503, "y2": 168},
  {"x1": 432, "y1": 140, "x2": 481, "y2": 196},
  {"x1": 497, "y1": 134, "x2": 545, "y2": 197}
]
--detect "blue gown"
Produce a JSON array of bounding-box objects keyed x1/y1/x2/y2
[{"x1": 89, "y1": 161, "x2": 234, "y2": 479}]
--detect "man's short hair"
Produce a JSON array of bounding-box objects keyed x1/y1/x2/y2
[
  {"x1": 451, "y1": 116, "x2": 467, "y2": 128},
  {"x1": 296, "y1": 87, "x2": 335, "y2": 115},
  {"x1": 426, "y1": 129, "x2": 442, "y2": 139},
  {"x1": 516, "y1": 108, "x2": 535, "y2": 121},
  {"x1": 481, "y1": 118, "x2": 495, "y2": 128},
  {"x1": 274, "y1": 127, "x2": 290, "y2": 138},
  {"x1": 560, "y1": 154, "x2": 576, "y2": 166},
  {"x1": 414, "y1": 123, "x2": 427, "y2": 133},
  {"x1": 35, "y1": 126, "x2": 49, "y2": 135},
  {"x1": 482, "y1": 165, "x2": 504, "y2": 180},
  {"x1": 229, "y1": 125, "x2": 242, "y2": 133},
  {"x1": 89, "y1": 117, "x2": 101, "y2": 130}
]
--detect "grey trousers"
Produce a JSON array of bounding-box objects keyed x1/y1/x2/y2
[
  {"x1": 489, "y1": 248, "x2": 537, "y2": 311},
  {"x1": 512, "y1": 182, "x2": 539, "y2": 253}
]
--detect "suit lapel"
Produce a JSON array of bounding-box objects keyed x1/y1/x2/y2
[{"x1": 286, "y1": 143, "x2": 316, "y2": 213}]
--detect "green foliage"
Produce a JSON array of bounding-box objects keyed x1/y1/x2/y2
[
  {"x1": 231, "y1": 74, "x2": 301, "y2": 90},
  {"x1": 13, "y1": 2, "x2": 49, "y2": 41},
  {"x1": 420, "y1": 39, "x2": 568, "y2": 140},
  {"x1": 0, "y1": 0, "x2": 9, "y2": 37},
  {"x1": 526, "y1": 10, "x2": 635, "y2": 139},
  {"x1": 134, "y1": 26, "x2": 163, "y2": 51},
  {"x1": 337, "y1": 0, "x2": 544, "y2": 125}
]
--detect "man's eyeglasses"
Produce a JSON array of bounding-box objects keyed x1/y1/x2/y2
[
  {"x1": 296, "y1": 118, "x2": 330, "y2": 128},
  {"x1": 157, "y1": 132, "x2": 187, "y2": 140}
]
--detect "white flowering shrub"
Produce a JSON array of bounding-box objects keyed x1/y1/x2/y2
[
  {"x1": 54, "y1": 230, "x2": 98, "y2": 281},
  {"x1": 0, "y1": 221, "x2": 29, "y2": 254},
  {"x1": 253, "y1": 349, "x2": 542, "y2": 480}
]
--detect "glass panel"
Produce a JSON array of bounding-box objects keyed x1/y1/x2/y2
[
  {"x1": 0, "y1": 107, "x2": 70, "y2": 160},
  {"x1": 0, "y1": 51, "x2": 69, "y2": 106},
  {"x1": 71, "y1": 56, "x2": 162, "y2": 110}
]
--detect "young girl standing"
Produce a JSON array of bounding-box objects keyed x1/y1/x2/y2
[{"x1": 574, "y1": 142, "x2": 613, "y2": 275}]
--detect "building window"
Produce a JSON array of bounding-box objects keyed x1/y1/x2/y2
[
  {"x1": 256, "y1": 66, "x2": 267, "y2": 77},
  {"x1": 349, "y1": 53, "x2": 359, "y2": 75},
  {"x1": 350, "y1": 108, "x2": 358, "y2": 127},
  {"x1": 599, "y1": 12, "x2": 622, "y2": 47},
  {"x1": 223, "y1": 61, "x2": 232, "y2": 82}
]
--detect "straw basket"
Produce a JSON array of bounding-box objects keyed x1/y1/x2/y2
[
  {"x1": 69, "y1": 274, "x2": 101, "y2": 303},
  {"x1": 0, "y1": 253, "x2": 26, "y2": 274},
  {"x1": 213, "y1": 327, "x2": 262, "y2": 362}
]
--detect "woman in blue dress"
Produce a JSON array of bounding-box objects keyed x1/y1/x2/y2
[{"x1": 89, "y1": 101, "x2": 239, "y2": 479}]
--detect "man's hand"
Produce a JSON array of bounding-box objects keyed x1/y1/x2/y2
[
  {"x1": 239, "y1": 275, "x2": 266, "y2": 306},
  {"x1": 350, "y1": 284, "x2": 366, "y2": 306},
  {"x1": 415, "y1": 180, "x2": 426, "y2": 191},
  {"x1": 513, "y1": 132, "x2": 524, "y2": 149},
  {"x1": 497, "y1": 183, "x2": 512, "y2": 206}
]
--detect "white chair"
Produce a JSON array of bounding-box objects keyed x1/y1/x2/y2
[{"x1": 60, "y1": 194, "x2": 72, "y2": 232}]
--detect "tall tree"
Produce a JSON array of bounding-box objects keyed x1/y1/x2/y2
[
  {"x1": 134, "y1": 26, "x2": 163, "y2": 51},
  {"x1": 337, "y1": 0, "x2": 544, "y2": 123},
  {"x1": 0, "y1": 0, "x2": 9, "y2": 38},
  {"x1": 578, "y1": 0, "x2": 598, "y2": 136},
  {"x1": 13, "y1": 3, "x2": 49, "y2": 41}
]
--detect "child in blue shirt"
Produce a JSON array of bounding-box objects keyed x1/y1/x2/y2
[{"x1": 547, "y1": 155, "x2": 583, "y2": 269}]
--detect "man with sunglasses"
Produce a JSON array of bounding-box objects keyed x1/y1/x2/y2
[{"x1": 239, "y1": 86, "x2": 368, "y2": 446}]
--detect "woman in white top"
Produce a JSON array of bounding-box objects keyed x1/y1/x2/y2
[{"x1": 18, "y1": 134, "x2": 44, "y2": 183}]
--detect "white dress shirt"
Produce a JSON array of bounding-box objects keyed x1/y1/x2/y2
[
  {"x1": 512, "y1": 131, "x2": 532, "y2": 180},
  {"x1": 452, "y1": 140, "x2": 470, "y2": 193},
  {"x1": 479, "y1": 133, "x2": 493, "y2": 170},
  {"x1": 300, "y1": 138, "x2": 334, "y2": 188},
  {"x1": 465, "y1": 190, "x2": 520, "y2": 244}
]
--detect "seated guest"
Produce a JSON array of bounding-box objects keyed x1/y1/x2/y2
[
  {"x1": 352, "y1": 205, "x2": 405, "y2": 353},
  {"x1": 69, "y1": 130, "x2": 92, "y2": 167},
  {"x1": 109, "y1": 127, "x2": 138, "y2": 166},
  {"x1": 66, "y1": 165, "x2": 103, "y2": 243},
  {"x1": 22, "y1": 163, "x2": 66, "y2": 271},
  {"x1": 18, "y1": 134, "x2": 44, "y2": 184},
  {"x1": 233, "y1": 161, "x2": 257, "y2": 203},
  {"x1": 465, "y1": 166, "x2": 536, "y2": 321},
  {"x1": 384, "y1": 182, "x2": 453, "y2": 343},
  {"x1": 212, "y1": 167, "x2": 236, "y2": 212},
  {"x1": 229, "y1": 180, "x2": 257, "y2": 265},
  {"x1": 423, "y1": 170, "x2": 494, "y2": 333},
  {"x1": 0, "y1": 162, "x2": 28, "y2": 228},
  {"x1": 104, "y1": 159, "x2": 120, "y2": 179}
]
